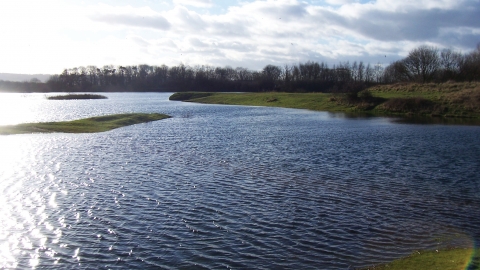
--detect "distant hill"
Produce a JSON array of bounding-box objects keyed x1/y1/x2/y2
[{"x1": 0, "y1": 73, "x2": 51, "y2": 82}]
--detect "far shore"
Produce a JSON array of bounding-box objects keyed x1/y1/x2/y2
[
  {"x1": 169, "y1": 82, "x2": 480, "y2": 124},
  {"x1": 0, "y1": 113, "x2": 170, "y2": 135}
]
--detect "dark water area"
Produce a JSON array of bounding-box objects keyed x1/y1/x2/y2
[
  {"x1": 0, "y1": 93, "x2": 479, "y2": 269},
  {"x1": 393, "y1": 115, "x2": 480, "y2": 126}
]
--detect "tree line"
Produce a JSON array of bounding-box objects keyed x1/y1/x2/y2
[
  {"x1": 1, "y1": 44, "x2": 479, "y2": 93},
  {"x1": 45, "y1": 61, "x2": 386, "y2": 93},
  {"x1": 383, "y1": 44, "x2": 480, "y2": 83}
]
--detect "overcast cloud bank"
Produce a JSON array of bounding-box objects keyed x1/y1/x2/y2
[{"x1": 0, "y1": 0, "x2": 478, "y2": 74}]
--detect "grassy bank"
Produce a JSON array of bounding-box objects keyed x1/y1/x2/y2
[
  {"x1": 170, "y1": 82, "x2": 480, "y2": 120},
  {"x1": 47, "y1": 94, "x2": 108, "y2": 100},
  {"x1": 359, "y1": 248, "x2": 479, "y2": 270},
  {"x1": 0, "y1": 113, "x2": 170, "y2": 135},
  {"x1": 170, "y1": 92, "x2": 355, "y2": 111},
  {"x1": 369, "y1": 82, "x2": 480, "y2": 118}
]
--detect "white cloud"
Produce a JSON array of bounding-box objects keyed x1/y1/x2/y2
[
  {"x1": 91, "y1": 13, "x2": 171, "y2": 30},
  {"x1": 0, "y1": 0, "x2": 478, "y2": 74},
  {"x1": 167, "y1": 5, "x2": 208, "y2": 31},
  {"x1": 325, "y1": 0, "x2": 358, "y2": 6},
  {"x1": 172, "y1": 0, "x2": 213, "y2": 8},
  {"x1": 89, "y1": 4, "x2": 171, "y2": 30}
]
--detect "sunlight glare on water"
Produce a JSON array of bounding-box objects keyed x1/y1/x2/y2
[
  {"x1": 0, "y1": 138, "x2": 28, "y2": 269},
  {"x1": 0, "y1": 94, "x2": 40, "y2": 125}
]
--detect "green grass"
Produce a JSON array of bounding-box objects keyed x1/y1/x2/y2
[
  {"x1": 170, "y1": 82, "x2": 480, "y2": 120},
  {"x1": 172, "y1": 92, "x2": 357, "y2": 112},
  {"x1": 47, "y1": 94, "x2": 108, "y2": 100},
  {"x1": 0, "y1": 113, "x2": 170, "y2": 135},
  {"x1": 359, "y1": 248, "x2": 479, "y2": 270}
]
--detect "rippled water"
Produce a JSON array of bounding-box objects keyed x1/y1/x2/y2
[{"x1": 0, "y1": 93, "x2": 479, "y2": 269}]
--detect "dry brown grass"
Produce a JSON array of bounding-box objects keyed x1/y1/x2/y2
[
  {"x1": 444, "y1": 86, "x2": 480, "y2": 111},
  {"x1": 370, "y1": 82, "x2": 480, "y2": 96},
  {"x1": 369, "y1": 82, "x2": 480, "y2": 117}
]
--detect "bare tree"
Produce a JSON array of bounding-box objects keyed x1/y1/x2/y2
[
  {"x1": 357, "y1": 61, "x2": 365, "y2": 82},
  {"x1": 235, "y1": 67, "x2": 253, "y2": 81},
  {"x1": 352, "y1": 61, "x2": 359, "y2": 82},
  {"x1": 262, "y1": 65, "x2": 282, "y2": 81},
  {"x1": 440, "y1": 48, "x2": 462, "y2": 81},
  {"x1": 373, "y1": 63, "x2": 384, "y2": 83},
  {"x1": 364, "y1": 63, "x2": 373, "y2": 83},
  {"x1": 86, "y1": 66, "x2": 98, "y2": 86},
  {"x1": 383, "y1": 61, "x2": 410, "y2": 83},
  {"x1": 459, "y1": 44, "x2": 480, "y2": 81},
  {"x1": 403, "y1": 45, "x2": 440, "y2": 83},
  {"x1": 261, "y1": 65, "x2": 282, "y2": 90},
  {"x1": 154, "y1": 65, "x2": 169, "y2": 84},
  {"x1": 441, "y1": 48, "x2": 462, "y2": 72},
  {"x1": 282, "y1": 64, "x2": 292, "y2": 84}
]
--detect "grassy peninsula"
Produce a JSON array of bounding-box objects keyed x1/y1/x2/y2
[
  {"x1": 359, "y1": 248, "x2": 479, "y2": 270},
  {"x1": 0, "y1": 113, "x2": 170, "y2": 135},
  {"x1": 170, "y1": 82, "x2": 480, "y2": 122},
  {"x1": 47, "y1": 94, "x2": 108, "y2": 100}
]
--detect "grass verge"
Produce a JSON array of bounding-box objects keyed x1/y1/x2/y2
[
  {"x1": 358, "y1": 248, "x2": 479, "y2": 270},
  {"x1": 0, "y1": 113, "x2": 170, "y2": 135},
  {"x1": 47, "y1": 94, "x2": 108, "y2": 100}
]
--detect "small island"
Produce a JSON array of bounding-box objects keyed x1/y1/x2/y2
[
  {"x1": 0, "y1": 113, "x2": 170, "y2": 135},
  {"x1": 47, "y1": 94, "x2": 108, "y2": 100}
]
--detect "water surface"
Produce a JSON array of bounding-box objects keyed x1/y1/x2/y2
[{"x1": 0, "y1": 93, "x2": 479, "y2": 269}]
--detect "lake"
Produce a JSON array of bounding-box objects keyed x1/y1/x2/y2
[{"x1": 0, "y1": 92, "x2": 479, "y2": 269}]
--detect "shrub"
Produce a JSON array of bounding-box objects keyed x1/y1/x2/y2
[{"x1": 358, "y1": 90, "x2": 373, "y2": 99}]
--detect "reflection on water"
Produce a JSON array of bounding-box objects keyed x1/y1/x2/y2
[
  {"x1": 393, "y1": 115, "x2": 480, "y2": 126},
  {"x1": 0, "y1": 93, "x2": 479, "y2": 269},
  {"x1": 328, "y1": 111, "x2": 480, "y2": 126}
]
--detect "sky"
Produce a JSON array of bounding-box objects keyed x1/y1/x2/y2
[{"x1": 0, "y1": 0, "x2": 479, "y2": 74}]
